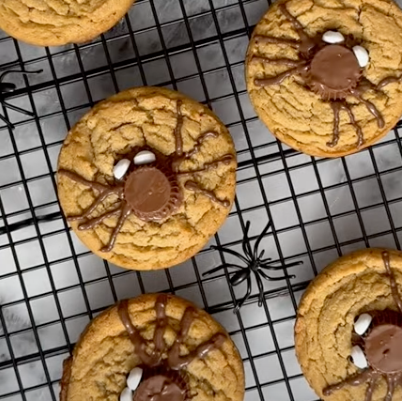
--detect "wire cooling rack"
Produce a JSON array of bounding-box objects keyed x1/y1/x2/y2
[{"x1": 1, "y1": 0, "x2": 402, "y2": 400}]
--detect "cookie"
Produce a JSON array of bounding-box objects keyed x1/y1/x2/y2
[
  {"x1": 60, "y1": 293, "x2": 245, "y2": 401},
  {"x1": 246, "y1": 0, "x2": 402, "y2": 157},
  {"x1": 295, "y1": 248, "x2": 402, "y2": 401},
  {"x1": 57, "y1": 87, "x2": 236, "y2": 270},
  {"x1": 0, "y1": 0, "x2": 135, "y2": 47}
]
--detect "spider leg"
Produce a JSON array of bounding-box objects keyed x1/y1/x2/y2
[
  {"x1": 0, "y1": 69, "x2": 43, "y2": 83},
  {"x1": 242, "y1": 221, "x2": 253, "y2": 260},
  {"x1": 176, "y1": 154, "x2": 234, "y2": 175},
  {"x1": 255, "y1": 273, "x2": 265, "y2": 306},
  {"x1": 382, "y1": 251, "x2": 402, "y2": 313},
  {"x1": 0, "y1": 112, "x2": 14, "y2": 129},
  {"x1": 252, "y1": 56, "x2": 305, "y2": 68},
  {"x1": 341, "y1": 103, "x2": 364, "y2": 147},
  {"x1": 328, "y1": 101, "x2": 365, "y2": 147},
  {"x1": 203, "y1": 263, "x2": 244, "y2": 276},
  {"x1": 259, "y1": 270, "x2": 295, "y2": 281},
  {"x1": 328, "y1": 102, "x2": 342, "y2": 147},
  {"x1": 2, "y1": 101, "x2": 34, "y2": 117},
  {"x1": 58, "y1": 169, "x2": 113, "y2": 193},
  {"x1": 323, "y1": 369, "x2": 374, "y2": 397},
  {"x1": 254, "y1": 35, "x2": 300, "y2": 48},
  {"x1": 174, "y1": 99, "x2": 183, "y2": 157},
  {"x1": 210, "y1": 245, "x2": 249, "y2": 265},
  {"x1": 68, "y1": 187, "x2": 123, "y2": 222},
  {"x1": 260, "y1": 261, "x2": 303, "y2": 270},
  {"x1": 101, "y1": 203, "x2": 132, "y2": 253},
  {"x1": 234, "y1": 276, "x2": 252, "y2": 312},
  {"x1": 377, "y1": 75, "x2": 402, "y2": 90},
  {"x1": 365, "y1": 373, "x2": 380, "y2": 401},
  {"x1": 184, "y1": 180, "x2": 230, "y2": 208},
  {"x1": 254, "y1": 63, "x2": 308, "y2": 87},
  {"x1": 77, "y1": 207, "x2": 122, "y2": 230},
  {"x1": 384, "y1": 374, "x2": 400, "y2": 401},
  {"x1": 350, "y1": 89, "x2": 384, "y2": 128},
  {"x1": 253, "y1": 219, "x2": 272, "y2": 260}
]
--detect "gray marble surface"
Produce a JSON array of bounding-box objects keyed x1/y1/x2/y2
[{"x1": 1, "y1": 0, "x2": 402, "y2": 400}]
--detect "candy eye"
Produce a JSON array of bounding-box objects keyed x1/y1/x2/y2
[
  {"x1": 352, "y1": 45, "x2": 369, "y2": 68},
  {"x1": 113, "y1": 158, "x2": 131, "y2": 180},
  {"x1": 350, "y1": 345, "x2": 368, "y2": 369},
  {"x1": 127, "y1": 367, "x2": 143, "y2": 391},
  {"x1": 119, "y1": 367, "x2": 143, "y2": 401},
  {"x1": 322, "y1": 30, "x2": 345, "y2": 44},
  {"x1": 134, "y1": 150, "x2": 156, "y2": 165},
  {"x1": 354, "y1": 313, "x2": 372, "y2": 336}
]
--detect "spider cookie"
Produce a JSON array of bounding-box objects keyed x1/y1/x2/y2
[
  {"x1": 246, "y1": 0, "x2": 402, "y2": 157},
  {"x1": 60, "y1": 293, "x2": 245, "y2": 401},
  {"x1": 57, "y1": 87, "x2": 236, "y2": 270},
  {"x1": 0, "y1": 0, "x2": 135, "y2": 47},
  {"x1": 295, "y1": 248, "x2": 402, "y2": 401}
]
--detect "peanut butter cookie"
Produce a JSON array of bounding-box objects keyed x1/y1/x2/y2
[
  {"x1": 57, "y1": 87, "x2": 236, "y2": 270},
  {"x1": 246, "y1": 0, "x2": 402, "y2": 157},
  {"x1": 0, "y1": 0, "x2": 135, "y2": 47},
  {"x1": 295, "y1": 248, "x2": 402, "y2": 401},
  {"x1": 60, "y1": 293, "x2": 245, "y2": 401}
]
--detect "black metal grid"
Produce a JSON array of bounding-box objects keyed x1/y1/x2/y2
[{"x1": 1, "y1": 0, "x2": 402, "y2": 400}]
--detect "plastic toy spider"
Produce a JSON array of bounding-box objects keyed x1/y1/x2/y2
[
  {"x1": 0, "y1": 62, "x2": 42, "y2": 129},
  {"x1": 204, "y1": 220, "x2": 301, "y2": 310}
]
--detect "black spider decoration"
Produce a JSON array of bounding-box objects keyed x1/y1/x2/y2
[
  {"x1": 204, "y1": 220, "x2": 302, "y2": 311},
  {"x1": 0, "y1": 62, "x2": 42, "y2": 129}
]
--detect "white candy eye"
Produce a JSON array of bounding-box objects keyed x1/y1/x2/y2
[
  {"x1": 127, "y1": 367, "x2": 143, "y2": 391},
  {"x1": 350, "y1": 345, "x2": 368, "y2": 369},
  {"x1": 113, "y1": 159, "x2": 131, "y2": 180},
  {"x1": 134, "y1": 150, "x2": 156, "y2": 165},
  {"x1": 322, "y1": 31, "x2": 345, "y2": 44},
  {"x1": 354, "y1": 313, "x2": 372, "y2": 336},
  {"x1": 353, "y1": 45, "x2": 369, "y2": 68},
  {"x1": 120, "y1": 387, "x2": 132, "y2": 401}
]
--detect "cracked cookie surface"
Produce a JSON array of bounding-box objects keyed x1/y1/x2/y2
[
  {"x1": 60, "y1": 294, "x2": 245, "y2": 401},
  {"x1": 246, "y1": 0, "x2": 402, "y2": 157},
  {"x1": 0, "y1": 0, "x2": 135, "y2": 46},
  {"x1": 57, "y1": 87, "x2": 236, "y2": 270},
  {"x1": 295, "y1": 248, "x2": 402, "y2": 401}
]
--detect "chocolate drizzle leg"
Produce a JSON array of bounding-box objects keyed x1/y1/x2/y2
[
  {"x1": 382, "y1": 251, "x2": 402, "y2": 312},
  {"x1": 185, "y1": 181, "x2": 231, "y2": 208},
  {"x1": 328, "y1": 102, "x2": 364, "y2": 147},
  {"x1": 249, "y1": 1, "x2": 399, "y2": 149},
  {"x1": 101, "y1": 203, "x2": 132, "y2": 253},
  {"x1": 118, "y1": 295, "x2": 228, "y2": 401},
  {"x1": 175, "y1": 100, "x2": 184, "y2": 156},
  {"x1": 323, "y1": 251, "x2": 402, "y2": 401}
]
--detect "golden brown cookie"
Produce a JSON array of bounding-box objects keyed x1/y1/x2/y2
[
  {"x1": 295, "y1": 248, "x2": 402, "y2": 401},
  {"x1": 60, "y1": 293, "x2": 245, "y2": 401},
  {"x1": 57, "y1": 87, "x2": 236, "y2": 270},
  {"x1": 0, "y1": 0, "x2": 135, "y2": 47},
  {"x1": 246, "y1": 0, "x2": 402, "y2": 157}
]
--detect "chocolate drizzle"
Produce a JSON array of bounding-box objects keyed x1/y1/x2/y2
[
  {"x1": 378, "y1": 75, "x2": 402, "y2": 90},
  {"x1": 250, "y1": 2, "x2": 398, "y2": 149},
  {"x1": 323, "y1": 251, "x2": 402, "y2": 401},
  {"x1": 118, "y1": 295, "x2": 227, "y2": 401},
  {"x1": 185, "y1": 181, "x2": 231, "y2": 208},
  {"x1": 329, "y1": 102, "x2": 364, "y2": 147},
  {"x1": 59, "y1": 97, "x2": 235, "y2": 252}
]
